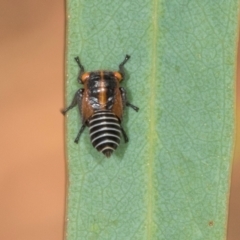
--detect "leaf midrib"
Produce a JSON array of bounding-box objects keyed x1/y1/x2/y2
[{"x1": 146, "y1": 0, "x2": 159, "y2": 238}]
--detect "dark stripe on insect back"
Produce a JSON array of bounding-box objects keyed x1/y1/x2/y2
[
  {"x1": 103, "y1": 71, "x2": 117, "y2": 110},
  {"x1": 88, "y1": 110, "x2": 121, "y2": 157}
]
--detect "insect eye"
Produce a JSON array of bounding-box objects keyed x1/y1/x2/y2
[
  {"x1": 114, "y1": 72, "x2": 123, "y2": 81},
  {"x1": 81, "y1": 72, "x2": 90, "y2": 83}
]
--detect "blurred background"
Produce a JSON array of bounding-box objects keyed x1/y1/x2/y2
[{"x1": 0, "y1": 1, "x2": 239, "y2": 239}]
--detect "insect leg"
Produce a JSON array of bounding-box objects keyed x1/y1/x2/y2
[
  {"x1": 75, "y1": 57, "x2": 85, "y2": 73},
  {"x1": 120, "y1": 127, "x2": 129, "y2": 143},
  {"x1": 75, "y1": 57, "x2": 85, "y2": 83},
  {"x1": 119, "y1": 87, "x2": 139, "y2": 112},
  {"x1": 61, "y1": 89, "x2": 84, "y2": 115},
  {"x1": 119, "y1": 54, "x2": 130, "y2": 79},
  {"x1": 74, "y1": 123, "x2": 87, "y2": 144}
]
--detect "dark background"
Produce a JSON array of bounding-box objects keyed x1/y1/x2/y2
[{"x1": 0, "y1": 1, "x2": 239, "y2": 239}]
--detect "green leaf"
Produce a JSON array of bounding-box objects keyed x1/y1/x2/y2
[{"x1": 64, "y1": 0, "x2": 239, "y2": 239}]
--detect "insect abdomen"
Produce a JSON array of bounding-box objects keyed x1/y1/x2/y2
[{"x1": 88, "y1": 110, "x2": 121, "y2": 157}]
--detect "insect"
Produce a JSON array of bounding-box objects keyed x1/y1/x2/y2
[{"x1": 61, "y1": 55, "x2": 139, "y2": 157}]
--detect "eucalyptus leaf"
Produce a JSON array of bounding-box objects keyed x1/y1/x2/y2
[{"x1": 64, "y1": 0, "x2": 239, "y2": 239}]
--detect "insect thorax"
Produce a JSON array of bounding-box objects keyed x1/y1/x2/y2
[{"x1": 87, "y1": 71, "x2": 118, "y2": 110}]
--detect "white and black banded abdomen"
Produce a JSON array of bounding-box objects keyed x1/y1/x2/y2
[{"x1": 88, "y1": 110, "x2": 121, "y2": 157}]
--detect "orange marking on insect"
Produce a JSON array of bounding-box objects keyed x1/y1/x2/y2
[
  {"x1": 114, "y1": 71, "x2": 123, "y2": 81},
  {"x1": 81, "y1": 72, "x2": 90, "y2": 83},
  {"x1": 99, "y1": 71, "x2": 107, "y2": 107}
]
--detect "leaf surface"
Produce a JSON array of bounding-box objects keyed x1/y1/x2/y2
[{"x1": 64, "y1": 0, "x2": 239, "y2": 239}]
